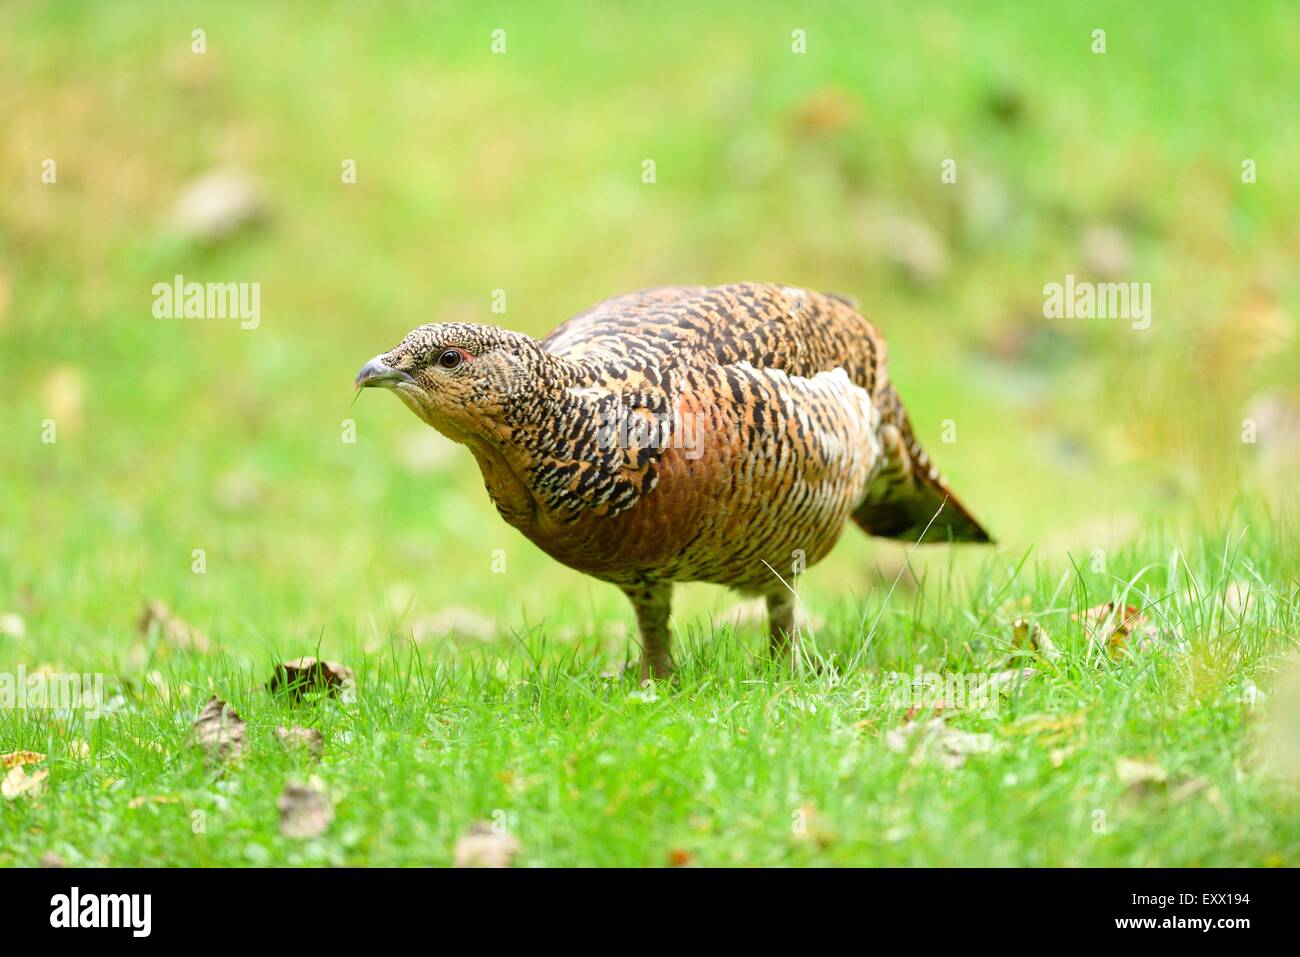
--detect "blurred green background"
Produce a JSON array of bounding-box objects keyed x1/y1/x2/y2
[{"x1": 2, "y1": 0, "x2": 1298, "y2": 667}]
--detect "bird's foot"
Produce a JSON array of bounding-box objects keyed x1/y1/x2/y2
[{"x1": 639, "y1": 656, "x2": 675, "y2": 685}]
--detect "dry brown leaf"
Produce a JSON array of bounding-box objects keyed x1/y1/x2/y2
[
  {"x1": 43, "y1": 366, "x2": 84, "y2": 436},
  {"x1": 1077, "y1": 602, "x2": 1158, "y2": 655},
  {"x1": 1006, "y1": 711, "x2": 1086, "y2": 752},
  {"x1": 667, "y1": 847, "x2": 694, "y2": 867},
  {"x1": 1011, "y1": 618, "x2": 1061, "y2": 662},
  {"x1": 275, "y1": 725, "x2": 324, "y2": 759},
  {"x1": 885, "y1": 716, "x2": 997, "y2": 769},
  {"x1": 792, "y1": 86, "x2": 859, "y2": 135},
  {"x1": 268, "y1": 657, "x2": 355, "y2": 700},
  {"x1": 1082, "y1": 224, "x2": 1133, "y2": 279},
  {"x1": 129, "y1": 735, "x2": 166, "y2": 755},
  {"x1": 170, "y1": 167, "x2": 268, "y2": 242},
  {"x1": 2, "y1": 765, "x2": 49, "y2": 800},
  {"x1": 1116, "y1": 756, "x2": 1168, "y2": 795},
  {"x1": 792, "y1": 801, "x2": 837, "y2": 849},
  {"x1": 1, "y1": 750, "x2": 46, "y2": 770},
  {"x1": 278, "y1": 781, "x2": 333, "y2": 838},
  {"x1": 191, "y1": 695, "x2": 246, "y2": 761},
  {"x1": 1170, "y1": 776, "x2": 1212, "y2": 804},
  {"x1": 971, "y1": 667, "x2": 1038, "y2": 701},
  {"x1": 1004, "y1": 713, "x2": 1086, "y2": 737},
  {"x1": 863, "y1": 205, "x2": 950, "y2": 286},
  {"x1": 453, "y1": 822, "x2": 521, "y2": 868},
  {"x1": 138, "y1": 600, "x2": 210, "y2": 653}
]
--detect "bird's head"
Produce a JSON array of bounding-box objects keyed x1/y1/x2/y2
[{"x1": 355, "y1": 322, "x2": 549, "y2": 444}]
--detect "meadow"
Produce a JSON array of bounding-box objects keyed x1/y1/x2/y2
[{"x1": 1, "y1": 1, "x2": 1298, "y2": 866}]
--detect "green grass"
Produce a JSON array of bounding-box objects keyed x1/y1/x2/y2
[
  {"x1": 2, "y1": 1, "x2": 1299, "y2": 865},
  {"x1": 3, "y1": 525, "x2": 1298, "y2": 866}
]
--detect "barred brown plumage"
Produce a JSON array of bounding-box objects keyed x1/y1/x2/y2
[{"x1": 357, "y1": 282, "x2": 992, "y2": 679}]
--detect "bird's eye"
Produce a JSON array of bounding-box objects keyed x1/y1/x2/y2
[{"x1": 437, "y1": 349, "x2": 463, "y2": 370}]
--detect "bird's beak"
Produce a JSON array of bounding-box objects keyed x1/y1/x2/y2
[{"x1": 355, "y1": 355, "x2": 416, "y2": 390}]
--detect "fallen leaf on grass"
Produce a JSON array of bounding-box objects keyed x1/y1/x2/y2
[
  {"x1": 1011, "y1": 618, "x2": 1061, "y2": 662},
  {"x1": 453, "y1": 822, "x2": 521, "y2": 868},
  {"x1": 275, "y1": 725, "x2": 324, "y2": 759},
  {"x1": 0, "y1": 612, "x2": 25, "y2": 639},
  {"x1": 1082, "y1": 224, "x2": 1132, "y2": 279},
  {"x1": 1, "y1": 750, "x2": 46, "y2": 770},
  {"x1": 39, "y1": 852, "x2": 65, "y2": 868},
  {"x1": 268, "y1": 657, "x2": 355, "y2": 701},
  {"x1": 1077, "y1": 603, "x2": 1158, "y2": 655},
  {"x1": 2, "y1": 765, "x2": 49, "y2": 800},
  {"x1": 863, "y1": 205, "x2": 951, "y2": 286},
  {"x1": 138, "y1": 600, "x2": 210, "y2": 653},
  {"x1": 792, "y1": 802, "x2": 837, "y2": 849},
  {"x1": 43, "y1": 366, "x2": 84, "y2": 435},
  {"x1": 145, "y1": 670, "x2": 173, "y2": 703},
  {"x1": 1004, "y1": 712, "x2": 1086, "y2": 752},
  {"x1": 1049, "y1": 746, "x2": 1075, "y2": 768},
  {"x1": 1170, "y1": 776, "x2": 1212, "y2": 804},
  {"x1": 169, "y1": 167, "x2": 268, "y2": 243},
  {"x1": 791, "y1": 86, "x2": 859, "y2": 136},
  {"x1": 667, "y1": 848, "x2": 694, "y2": 867},
  {"x1": 1004, "y1": 713, "x2": 1086, "y2": 737},
  {"x1": 65, "y1": 740, "x2": 91, "y2": 760},
  {"x1": 971, "y1": 667, "x2": 1038, "y2": 700},
  {"x1": 278, "y1": 781, "x2": 333, "y2": 839},
  {"x1": 1223, "y1": 581, "x2": 1255, "y2": 616},
  {"x1": 1116, "y1": 756, "x2": 1168, "y2": 795},
  {"x1": 129, "y1": 735, "x2": 166, "y2": 755},
  {"x1": 191, "y1": 696, "x2": 246, "y2": 761},
  {"x1": 885, "y1": 717, "x2": 998, "y2": 769}
]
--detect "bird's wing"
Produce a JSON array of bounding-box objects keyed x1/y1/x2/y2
[
  {"x1": 541, "y1": 283, "x2": 990, "y2": 541},
  {"x1": 717, "y1": 362, "x2": 882, "y2": 485},
  {"x1": 543, "y1": 283, "x2": 886, "y2": 396},
  {"x1": 536, "y1": 283, "x2": 888, "y2": 525}
]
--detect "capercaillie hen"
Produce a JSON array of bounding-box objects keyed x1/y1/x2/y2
[{"x1": 357, "y1": 283, "x2": 992, "y2": 679}]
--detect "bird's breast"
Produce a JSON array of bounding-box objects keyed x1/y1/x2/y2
[{"x1": 498, "y1": 372, "x2": 880, "y2": 591}]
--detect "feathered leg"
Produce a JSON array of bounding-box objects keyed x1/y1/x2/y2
[
  {"x1": 766, "y1": 591, "x2": 796, "y2": 659},
  {"x1": 622, "y1": 581, "x2": 674, "y2": 681}
]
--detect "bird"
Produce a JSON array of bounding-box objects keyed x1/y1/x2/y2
[{"x1": 356, "y1": 283, "x2": 991, "y2": 680}]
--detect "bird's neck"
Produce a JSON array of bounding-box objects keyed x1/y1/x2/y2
[
  {"x1": 465, "y1": 350, "x2": 586, "y2": 529},
  {"x1": 465, "y1": 437, "x2": 538, "y2": 527}
]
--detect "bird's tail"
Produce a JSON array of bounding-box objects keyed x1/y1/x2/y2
[{"x1": 853, "y1": 384, "x2": 993, "y2": 544}]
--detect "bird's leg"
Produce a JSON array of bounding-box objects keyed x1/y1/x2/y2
[
  {"x1": 766, "y1": 591, "x2": 796, "y2": 660},
  {"x1": 622, "y1": 581, "x2": 674, "y2": 681}
]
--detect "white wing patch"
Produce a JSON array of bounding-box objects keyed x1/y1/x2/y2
[{"x1": 730, "y1": 362, "x2": 882, "y2": 483}]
